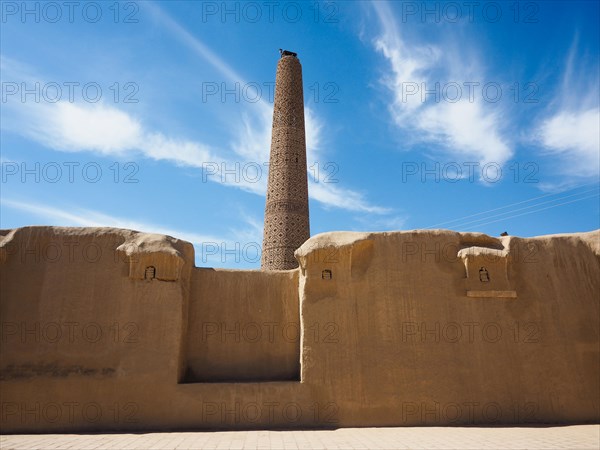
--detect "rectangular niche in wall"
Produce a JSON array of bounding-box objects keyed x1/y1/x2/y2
[
  {"x1": 458, "y1": 246, "x2": 517, "y2": 299},
  {"x1": 180, "y1": 268, "x2": 301, "y2": 383}
]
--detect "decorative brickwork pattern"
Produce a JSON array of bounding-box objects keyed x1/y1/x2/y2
[{"x1": 261, "y1": 54, "x2": 310, "y2": 270}]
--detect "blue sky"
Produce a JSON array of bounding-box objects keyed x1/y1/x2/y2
[{"x1": 1, "y1": 0, "x2": 599, "y2": 268}]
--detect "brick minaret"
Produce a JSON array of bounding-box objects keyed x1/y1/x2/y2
[{"x1": 261, "y1": 51, "x2": 310, "y2": 270}]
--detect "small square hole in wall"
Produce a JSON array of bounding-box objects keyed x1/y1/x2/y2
[
  {"x1": 322, "y1": 269, "x2": 332, "y2": 280},
  {"x1": 145, "y1": 266, "x2": 156, "y2": 280},
  {"x1": 479, "y1": 267, "x2": 490, "y2": 282}
]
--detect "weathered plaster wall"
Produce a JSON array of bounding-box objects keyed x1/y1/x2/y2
[
  {"x1": 184, "y1": 268, "x2": 300, "y2": 382},
  {"x1": 0, "y1": 227, "x2": 194, "y2": 386},
  {"x1": 295, "y1": 230, "x2": 600, "y2": 426},
  {"x1": 0, "y1": 226, "x2": 598, "y2": 432}
]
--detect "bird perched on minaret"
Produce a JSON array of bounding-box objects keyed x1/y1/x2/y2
[{"x1": 279, "y1": 48, "x2": 297, "y2": 58}]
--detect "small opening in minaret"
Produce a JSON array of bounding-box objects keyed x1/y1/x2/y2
[{"x1": 322, "y1": 270, "x2": 332, "y2": 280}]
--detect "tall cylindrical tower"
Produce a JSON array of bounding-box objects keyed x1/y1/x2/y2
[{"x1": 261, "y1": 51, "x2": 310, "y2": 270}]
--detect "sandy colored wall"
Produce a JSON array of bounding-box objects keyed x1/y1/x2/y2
[
  {"x1": 184, "y1": 268, "x2": 300, "y2": 382},
  {"x1": 0, "y1": 226, "x2": 598, "y2": 432},
  {"x1": 0, "y1": 227, "x2": 194, "y2": 386},
  {"x1": 295, "y1": 230, "x2": 600, "y2": 426}
]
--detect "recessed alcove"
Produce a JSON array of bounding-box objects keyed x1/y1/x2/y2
[
  {"x1": 180, "y1": 268, "x2": 301, "y2": 384},
  {"x1": 458, "y1": 246, "x2": 517, "y2": 298}
]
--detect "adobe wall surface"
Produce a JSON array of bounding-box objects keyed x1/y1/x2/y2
[
  {"x1": 184, "y1": 268, "x2": 300, "y2": 382},
  {"x1": 295, "y1": 230, "x2": 600, "y2": 427},
  {"x1": 0, "y1": 226, "x2": 598, "y2": 432}
]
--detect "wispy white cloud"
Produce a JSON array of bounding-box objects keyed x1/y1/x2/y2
[
  {"x1": 143, "y1": 2, "x2": 255, "y2": 99},
  {"x1": 3, "y1": 94, "x2": 238, "y2": 183},
  {"x1": 2, "y1": 24, "x2": 385, "y2": 214},
  {"x1": 369, "y1": 5, "x2": 598, "y2": 187},
  {"x1": 34, "y1": 102, "x2": 144, "y2": 155},
  {"x1": 536, "y1": 109, "x2": 599, "y2": 178},
  {"x1": 533, "y1": 37, "x2": 600, "y2": 183},
  {"x1": 142, "y1": 2, "x2": 385, "y2": 213},
  {"x1": 309, "y1": 182, "x2": 390, "y2": 214},
  {"x1": 416, "y1": 101, "x2": 510, "y2": 166},
  {"x1": 1, "y1": 198, "x2": 263, "y2": 267},
  {"x1": 229, "y1": 211, "x2": 264, "y2": 244},
  {"x1": 144, "y1": 3, "x2": 319, "y2": 162},
  {"x1": 370, "y1": 1, "x2": 513, "y2": 171},
  {"x1": 5, "y1": 91, "x2": 388, "y2": 215},
  {"x1": 1, "y1": 198, "x2": 221, "y2": 243}
]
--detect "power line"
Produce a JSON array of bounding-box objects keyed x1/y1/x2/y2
[
  {"x1": 424, "y1": 182, "x2": 599, "y2": 229},
  {"x1": 461, "y1": 193, "x2": 599, "y2": 231},
  {"x1": 440, "y1": 188, "x2": 599, "y2": 230}
]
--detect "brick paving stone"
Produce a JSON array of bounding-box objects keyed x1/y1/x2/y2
[{"x1": 1, "y1": 425, "x2": 599, "y2": 450}]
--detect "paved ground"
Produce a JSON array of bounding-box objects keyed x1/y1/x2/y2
[{"x1": 1, "y1": 425, "x2": 599, "y2": 449}]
